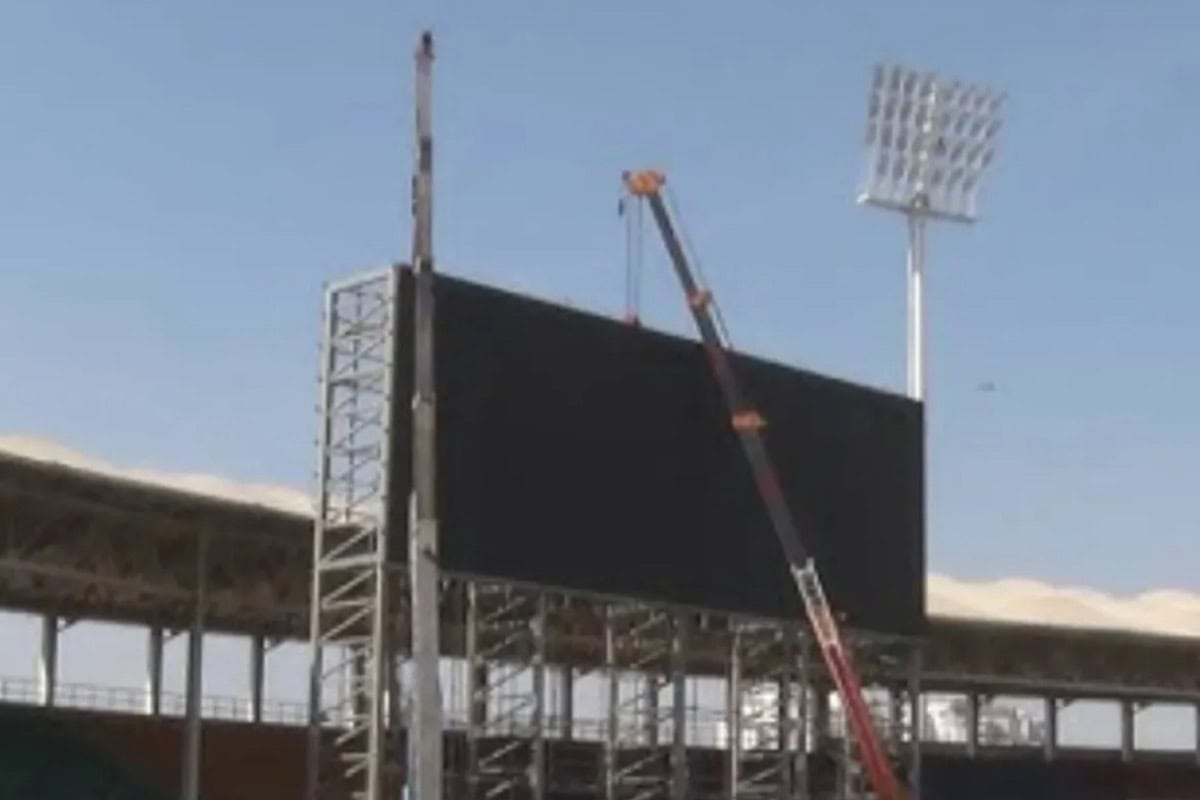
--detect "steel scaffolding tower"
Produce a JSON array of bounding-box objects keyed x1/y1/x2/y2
[
  {"x1": 603, "y1": 603, "x2": 688, "y2": 800},
  {"x1": 307, "y1": 266, "x2": 401, "y2": 800},
  {"x1": 465, "y1": 581, "x2": 548, "y2": 800},
  {"x1": 726, "y1": 622, "x2": 807, "y2": 800}
]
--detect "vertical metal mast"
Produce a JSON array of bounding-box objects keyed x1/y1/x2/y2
[
  {"x1": 408, "y1": 28, "x2": 444, "y2": 800},
  {"x1": 306, "y1": 31, "x2": 439, "y2": 800},
  {"x1": 905, "y1": 212, "x2": 927, "y2": 401}
]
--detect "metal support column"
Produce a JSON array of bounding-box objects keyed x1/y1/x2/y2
[
  {"x1": 561, "y1": 667, "x2": 575, "y2": 741},
  {"x1": 727, "y1": 634, "x2": 743, "y2": 798},
  {"x1": 386, "y1": 597, "x2": 407, "y2": 792},
  {"x1": 965, "y1": 693, "x2": 979, "y2": 758},
  {"x1": 182, "y1": 532, "x2": 208, "y2": 800},
  {"x1": 837, "y1": 729, "x2": 853, "y2": 800},
  {"x1": 669, "y1": 618, "x2": 687, "y2": 800},
  {"x1": 469, "y1": 661, "x2": 489, "y2": 730},
  {"x1": 250, "y1": 634, "x2": 266, "y2": 723},
  {"x1": 1194, "y1": 703, "x2": 1200, "y2": 766},
  {"x1": 811, "y1": 688, "x2": 830, "y2": 754},
  {"x1": 777, "y1": 656, "x2": 792, "y2": 759},
  {"x1": 465, "y1": 581, "x2": 547, "y2": 800},
  {"x1": 605, "y1": 610, "x2": 619, "y2": 800},
  {"x1": 1120, "y1": 700, "x2": 1135, "y2": 763},
  {"x1": 408, "y1": 29, "x2": 443, "y2": 800},
  {"x1": 146, "y1": 626, "x2": 164, "y2": 716},
  {"x1": 795, "y1": 635, "x2": 809, "y2": 800},
  {"x1": 306, "y1": 263, "x2": 402, "y2": 800},
  {"x1": 646, "y1": 677, "x2": 660, "y2": 746},
  {"x1": 37, "y1": 614, "x2": 58, "y2": 708},
  {"x1": 1043, "y1": 697, "x2": 1057, "y2": 761},
  {"x1": 887, "y1": 688, "x2": 903, "y2": 753},
  {"x1": 907, "y1": 647, "x2": 922, "y2": 800}
]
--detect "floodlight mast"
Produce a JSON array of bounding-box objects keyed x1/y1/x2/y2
[{"x1": 856, "y1": 63, "x2": 1005, "y2": 401}]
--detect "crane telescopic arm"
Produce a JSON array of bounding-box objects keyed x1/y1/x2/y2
[{"x1": 622, "y1": 169, "x2": 906, "y2": 800}]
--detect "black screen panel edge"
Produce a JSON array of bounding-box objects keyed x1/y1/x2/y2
[{"x1": 387, "y1": 266, "x2": 926, "y2": 636}]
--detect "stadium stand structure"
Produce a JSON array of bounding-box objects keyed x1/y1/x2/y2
[
  {"x1": 4, "y1": 433, "x2": 1199, "y2": 639},
  {"x1": 1, "y1": 435, "x2": 1200, "y2": 800}
]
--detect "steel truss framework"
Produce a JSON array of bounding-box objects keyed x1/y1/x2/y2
[
  {"x1": 308, "y1": 267, "x2": 400, "y2": 800},
  {"x1": 465, "y1": 581, "x2": 548, "y2": 800},
  {"x1": 437, "y1": 580, "x2": 917, "y2": 800},
  {"x1": 726, "y1": 620, "x2": 806, "y2": 800},
  {"x1": 603, "y1": 603, "x2": 688, "y2": 800}
]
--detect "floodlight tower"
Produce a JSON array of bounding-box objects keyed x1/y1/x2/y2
[{"x1": 856, "y1": 64, "x2": 1005, "y2": 401}]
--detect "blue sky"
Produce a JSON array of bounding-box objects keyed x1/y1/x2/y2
[{"x1": 2, "y1": 1, "x2": 1198, "y2": 595}]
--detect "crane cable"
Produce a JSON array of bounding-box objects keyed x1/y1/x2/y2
[
  {"x1": 620, "y1": 181, "x2": 734, "y2": 349},
  {"x1": 619, "y1": 191, "x2": 644, "y2": 326}
]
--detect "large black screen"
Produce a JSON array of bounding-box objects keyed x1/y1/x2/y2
[{"x1": 389, "y1": 267, "x2": 925, "y2": 636}]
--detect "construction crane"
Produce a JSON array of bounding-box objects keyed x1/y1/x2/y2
[{"x1": 621, "y1": 169, "x2": 907, "y2": 800}]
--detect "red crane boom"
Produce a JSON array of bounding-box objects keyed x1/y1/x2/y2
[{"x1": 622, "y1": 169, "x2": 906, "y2": 800}]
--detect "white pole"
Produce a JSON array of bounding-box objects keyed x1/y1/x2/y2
[{"x1": 906, "y1": 212, "x2": 927, "y2": 402}]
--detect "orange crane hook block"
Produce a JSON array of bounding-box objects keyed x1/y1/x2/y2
[{"x1": 622, "y1": 169, "x2": 666, "y2": 197}]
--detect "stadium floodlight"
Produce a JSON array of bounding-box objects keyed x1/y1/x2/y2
[{"x1": 856, "y1": 63, "x2": 1006, "y2": 400}]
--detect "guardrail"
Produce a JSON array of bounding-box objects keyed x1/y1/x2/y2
[
  {"x1": 0, "y1": 675, "x2": 1045, "y2": 750},
  {"x1": 0, "y1": 676, "x2": 308, "y2": 725}
]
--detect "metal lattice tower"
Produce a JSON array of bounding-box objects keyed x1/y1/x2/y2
[
  {"x1": 465, "y1": 581, "x2": 548, "y2": 800},
  {"x1": 726, "y1": 622, "x2": 807, "y2": 800},
  {"x1": 307, "y1": 267, "x2": 401, "y2": 800},
  {"x1": 603, "y1": 603, "x2": 688, "y2": 800}
]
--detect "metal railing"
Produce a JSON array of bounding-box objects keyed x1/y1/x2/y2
[
  {"x1": 0, "y1": 676, "x2": 308, "y2": 726},
  {"x1": 0, "y1": 675, "x2": 1044, "y2": 749}
]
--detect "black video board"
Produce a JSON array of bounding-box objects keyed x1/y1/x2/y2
[{"x1": 388, "y1": 267, "x2": 925, "y2": 636}]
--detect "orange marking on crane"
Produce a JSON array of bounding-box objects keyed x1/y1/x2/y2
[{"x1": 731, "y1": 410, "x2": 766, "y2": 431}]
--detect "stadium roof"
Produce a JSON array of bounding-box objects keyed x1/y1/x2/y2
[{"x1": 3, "y1": 434, "x2": 1198, "y2": 641}]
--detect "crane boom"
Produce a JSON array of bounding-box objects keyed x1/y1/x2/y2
[{"x1": 622, "y1": 169, "x2": 906, "y2": 800}]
